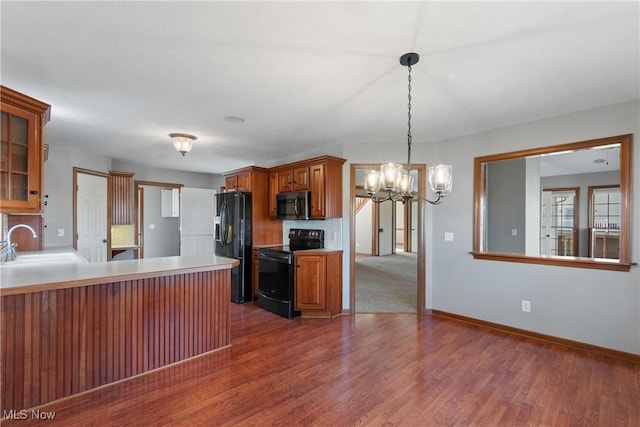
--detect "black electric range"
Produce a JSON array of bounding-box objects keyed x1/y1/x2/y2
[{"x1": 257, "y1": 229, "x2": 324, "y2": 318}]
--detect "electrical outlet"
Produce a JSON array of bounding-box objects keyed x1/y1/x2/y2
[{"x1": 521, "y1": 300, "x2": 531, "y2": 312}]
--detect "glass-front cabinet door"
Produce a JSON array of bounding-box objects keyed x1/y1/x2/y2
[{"x1": 0, "y1": 87, "x2": 50, "y2": 214}]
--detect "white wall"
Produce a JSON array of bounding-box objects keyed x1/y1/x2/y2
[
  {"x1": 43, "y1": 143, "x2": 111, "y2": 248},
  {"x1": 141, "y1": 185, "x2": 180, "y2": 258},
  {"x1": 41, "y1": 146, "x2": 221, "y2": 249},
  {"x1": 427, "y1": 100, "x2": 639, "y2": 355},
  {"x1": 112, "y1": 159, "x2": 222, "y2": 189},
  {"x1": 355, "y1": 199, "x2": 372, "y2": 254}
]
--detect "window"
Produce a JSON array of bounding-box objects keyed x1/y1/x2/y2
[
  {"x1": 589, "y1": 186, "x2": 620, "y2": 259},
  {"x1": 541, "y1": 188, "x2": 578, "y2": 257}
]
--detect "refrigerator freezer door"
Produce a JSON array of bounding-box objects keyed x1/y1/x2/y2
[
  {"x1": 215, "y1": 193, "x2": 235, "y2": 258},
  {"x1": 214, "y1": 192, "x2": 253, "y2": 303}
]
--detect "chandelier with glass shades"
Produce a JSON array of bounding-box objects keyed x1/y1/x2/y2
[{"x1": 363, "y1": 53, "x2": 453, "y2": 205}]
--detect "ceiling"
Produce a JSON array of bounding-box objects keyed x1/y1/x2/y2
[{"x1": 2, "y1": 1, "x2": 638, "y2": 175}]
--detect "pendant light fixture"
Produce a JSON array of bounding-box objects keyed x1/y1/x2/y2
[
  {"x1": 169, "y1": 133, "x2": 197, "y2": 156},
  {"x1": 364, "y1": 53, "x2": 453, "y2": 204}
]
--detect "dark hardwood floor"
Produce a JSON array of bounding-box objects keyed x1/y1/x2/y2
[{"x1": 3, "y1": 302, "x2": 639, "y2": 426}]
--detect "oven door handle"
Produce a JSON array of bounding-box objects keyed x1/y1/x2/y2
[{"x1": 258, "y1": 252, "x2": 292, "y2": 263}]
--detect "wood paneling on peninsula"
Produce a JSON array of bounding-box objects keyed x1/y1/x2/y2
[{"x1": 1, "y1": 269, "x2": 230, "y2": 413}]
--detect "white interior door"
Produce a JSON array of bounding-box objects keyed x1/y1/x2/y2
[
  {"x1": 378, "y1": 199, "x2": 394, "y2": 255},
  {"x1": 180, "y1": 187, "x2": 216, "y2": 256},
  {"x1": 76, "y1": 172, "x2": 108, "y2": 262}
]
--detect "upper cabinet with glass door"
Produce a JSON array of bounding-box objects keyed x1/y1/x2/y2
[
  {"x1": 0, "y1": 86, "x2": 50, "y2": 214},
  {"x1": 473, "y1": 134, "x2": 632, "y2": 271}
]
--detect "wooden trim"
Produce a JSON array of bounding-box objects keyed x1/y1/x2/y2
[
  {"x1": 619, "y1": 136, "x2": 632, "y2": 263},
  {"x1": 372, "y1": 197, "x2": 379, "y2": 255},
  {"x1": 350, "y1": 163, "x2": 426, "y2": 315},
  {"x1": 269, "y1": 155, "x2": 346, "y2": 173},
  {"x1": 0, "y1": 85, "x2": 51, "y2": 122},
  {"x1": 222, "y1": 165, "x2": 270, "y2": 176},
  {"x1": 470, "y1": 251, "x2": 633, "y2": 271},
  {"x1": 133, "y1": 180, "x2": 183, "y2": 259},
  {"x1": 430, "y1": 309, "x2": 640, "y2": 364},
  {"x1": 137, "y1": 186, "x2": 144, "y2": 259},
  {"x1": 134, "y1": 180, "x2": 183, "y2": 189},
  {"x1": 472, "y1": 134, "x2": 633, "y2": 270}
]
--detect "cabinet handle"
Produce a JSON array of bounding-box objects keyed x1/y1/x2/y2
[{"x1": 30, "y1": 190, "x2": 39, "y2": 195}]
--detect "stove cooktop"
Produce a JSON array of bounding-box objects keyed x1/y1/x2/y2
[{"x1": 259, "y1": 228, "x2": 325, "y2": 254}]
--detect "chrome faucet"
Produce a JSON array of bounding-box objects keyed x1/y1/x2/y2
[{"x1": 3, "y1": 224, "x2": 38, "y2": 262}]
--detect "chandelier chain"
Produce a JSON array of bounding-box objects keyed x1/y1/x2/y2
[
  {"x1": 407, "y1": 63, "x2": 412, "y2": 168},
  {"x1": 363, "y1": 52, "x2": 452, "y2": 206}
]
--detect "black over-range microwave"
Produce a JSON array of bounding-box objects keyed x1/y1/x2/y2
[{"x1": 276, "y1": 191, "x2": 311, "y2": 220}]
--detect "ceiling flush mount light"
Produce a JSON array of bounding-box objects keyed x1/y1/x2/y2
[
  {"x1": 169, "y1": 132, "x2": 197, "y2": 156},
  {"x1": 364, "y1": 53, "x2": 453, "y2": 205}
]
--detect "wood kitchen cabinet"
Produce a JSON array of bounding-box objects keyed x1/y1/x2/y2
[
  {"x1": 0, "y1": 86, "x2": 51, "y2": 214},
  {"x1": 268, "y1": 171, "x2": 279, "y2": 218},
  {"x1": 224, "y1": 169, "x2": 252, "y2": 192},
  {"x1": 269, "y1": 155, "x2": 345, "y2": 219},
  {"x1": 277, "y1": 166, "x2": 309, "y2": 193},
  {"x1": 109, "y1": 171, "x2": 135, "y2": 225},
  {"x1": 295, "y1": 250, "x2": 342, "y2": 318},
  {"x1": 6, "y1": 214, "x2": 43, "y2": 251}
]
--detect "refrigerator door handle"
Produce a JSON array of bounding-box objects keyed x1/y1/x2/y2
[
  {"x1": 238, "y1": 218, "x2": 244, "y2": 257},
  {"x1": 220, "y1": 199, "x2": 229, "y2": 246}
]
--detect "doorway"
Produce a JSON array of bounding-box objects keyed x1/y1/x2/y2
[
  {"x1": 134, "y1": 180, "x2": 182, "y2": 259},
  {"x1": 350, "y1": 164, "x2": 426, "y2": 315},
  {"x1": 73, "y1": 167, "x2": 108, "y2": 262}
]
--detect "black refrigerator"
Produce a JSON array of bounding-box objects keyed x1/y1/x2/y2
[{"x1": 215, "y1": 192, "x2": 252, "y2": 303}]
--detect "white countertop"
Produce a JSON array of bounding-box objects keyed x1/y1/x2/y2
[{"x1": 0, "y1": 248, "x2": 239, "y2": 295}]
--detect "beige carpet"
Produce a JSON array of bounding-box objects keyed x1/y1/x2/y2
[{"x1": 355, "y1": 252, "x2": 417, "y2": 313}]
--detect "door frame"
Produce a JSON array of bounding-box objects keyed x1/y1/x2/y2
[
  {"x1": 73, "y1": 167, "x2": 110, "y2": 259},
  {"x1": 134, "y1": 180, "x2": 182, "y2": 259},
  {"x1": 350, "y1": 163, "x2": 427, "y2": 315}
]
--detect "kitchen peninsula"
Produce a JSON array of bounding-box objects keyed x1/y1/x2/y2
[{"x1": 0, "y1": 252, "x2": 239, "y2": 414}]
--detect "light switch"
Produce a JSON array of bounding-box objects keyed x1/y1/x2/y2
[
  {"x1": 149, "y1": 224, "x2": 156, "y2": 230},
  {"x1": 444, "y1": 232, "x2": 454, "y2": 241},
  {"x1": 57, "y1": 228, "x2": 65, "y2": 237},
  {"x1": 511, "y1": 228, "x2": 518, "y2": 236}
]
